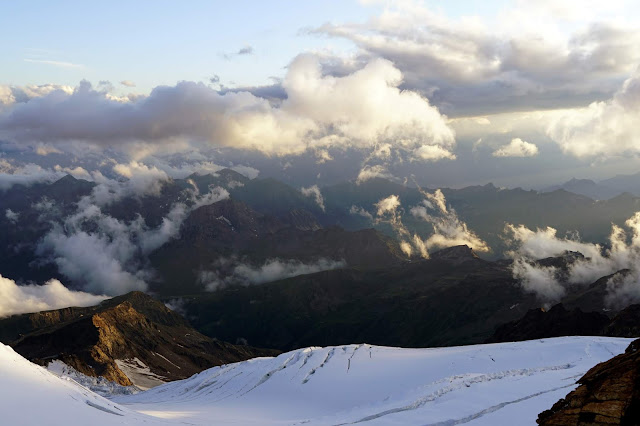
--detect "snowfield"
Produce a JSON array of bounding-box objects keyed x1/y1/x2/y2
[{"x1": 0, "y1": 336, "x2": 633, "y2": 425}]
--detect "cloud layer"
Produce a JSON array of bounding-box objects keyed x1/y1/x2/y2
[
  {"x1": 315, "y1": 1, "x2": 640, "y2": 116},
  {"x1": 547, "y1": 70, "x2": 640, "y2": 158},
  {"x1": 0, "y1": 275, "x2": 108, "y2": 318},
  {"x1": 0, "y1": 55, "x2": 455, "y2": 165},
  {"x1": 199, "y1": 258, "x2": 346, "y2": 291},
  {"x1": 36, "y1": 168, "x2": 229, "y2": 296},
  {"x1": 505, "y1": 212, "x2": 640, "y2": 307}
]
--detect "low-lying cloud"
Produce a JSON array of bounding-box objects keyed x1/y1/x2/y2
[
  {"x1": 37, "y1": 175, "x2": 229, "y2": 296},
  {"x1": 301, "y1": 185, "x2": 325, "y2": 211},
  {"x1": 0, "y1": 274, "x2": 108, "y2": 317},
  {"x1": 374, "y1": 189, "x2": 488, "y2": 258},
  {"x1": 411, "y1": 189, "x2": 489, "y2": 253},
  {"x1": 505, "y1": 212, "x2": 640, "y2": 307},
  {"x1": 0, "y1": 159, "x2": 65, "y2": 190},
  {"x1": 199, "y1": 258, "x2": 346, "y2": 291}
]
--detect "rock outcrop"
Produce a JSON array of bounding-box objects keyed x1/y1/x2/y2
[
  {"x1": 0, "y1": 292, "x2": 277, "y2": 387},
  {"x1": 486, "y1": 304, "x2": 610, "y2": 343},
  {"x1": 429, "y1": 244, "x2": 481, "y2": 265},
  {"x1": 537, "y1": 338, "x2": 640, "y2": 425},
  {"x1": 487, "y1": 303, "x2": 640, "y2": 345},
  {"x1": 605, "y1": 304, "x2": 640, "y2": 338}
]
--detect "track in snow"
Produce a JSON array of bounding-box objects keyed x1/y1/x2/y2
[{"x1": 0, "y1": 336, "x2": 633, "y2": 425}]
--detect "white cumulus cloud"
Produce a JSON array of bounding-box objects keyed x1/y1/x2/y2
[
  {"x1": 492, "y1": 138, "x2": 539, "y2": 158},
  {"x1": 0, "y1": 275, "x2": 108, "y2": 318}
]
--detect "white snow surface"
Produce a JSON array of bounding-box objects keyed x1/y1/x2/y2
[
  {"x1": 47, "y1": 360, "x2": 141, "y2": 397},
  {"x1": 0, "y1": 336, "x2": 634, "y2": 425}
]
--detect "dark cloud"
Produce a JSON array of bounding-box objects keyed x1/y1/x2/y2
[
  {"x1": 237, "y1": 46, "x2": 254, "y2": 55},
  {"x1": 219, "y1": 83, "x2": 287, "y2": 103},
  {"x1": 221, "y1": 45, "x2": 255, "y2": 60}
]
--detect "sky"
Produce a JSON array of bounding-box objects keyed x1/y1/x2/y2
[{"x1": 3, "y1": 0, "x2": 640, "y2": 188}]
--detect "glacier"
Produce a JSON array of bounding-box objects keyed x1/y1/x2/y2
[{"x1": 0, "y1": 336, "x2": 633, "y2": 425}]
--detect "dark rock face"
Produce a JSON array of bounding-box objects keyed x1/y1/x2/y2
[
  {"x1": 486, "y1": 304, "x2": 610, "y2": 344},
  {"x1": 429, "y1": 244, "x2": 481, "y2": 265},
  {"x1": 0, "y1": 292, "x2": 277, "y2": 386},
  {"x1": 605, "y1": 304, "x2": 640, "y2": 338},
  {"x1": 487, "y1": 302, "x2": 640, "y2": 345},
  {"x1": 150, "y1": 199, "x2": 407, "y2": 295},
  {"x1": 285, "y1": 208, "x2": 322, "y2": 231},
  {"x1": 182, "y1": 249, "x2": 541, "y2": 351},
  {"x1": 537, "y1": 338, "x2": 640, "y2": 425}
]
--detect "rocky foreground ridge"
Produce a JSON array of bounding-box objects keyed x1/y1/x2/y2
[
  {"x1": 0, "y1": 292, "x2": 277, "y2": 387},
  {"x1": 538, "y1": 338, "x2": 640, "y2": 425}
]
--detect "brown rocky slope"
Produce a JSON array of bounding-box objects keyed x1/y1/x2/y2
[
  {"x1": 537, "y1": 338, "x2": 640, "y2": 425},
  {"x1": 0, "y1": 292, "x2": 277, "y2": 387}
]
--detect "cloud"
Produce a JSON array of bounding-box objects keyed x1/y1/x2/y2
[
  {"x1": 199, "y1": 258, "x2": 345, "y2": 291},
  {"x1": 237, "y1": 46, "x2": 254, "y2": 55},
  {"x1": 300, "y1": 185, "x2": 325, "y2": 211},
  {"x1": 0, "y1": 275, "x2": 108, "y2": 318},
  {"x1": 38, "y1": 213, "x2": 151, "y2": 295},
  {"x1": 112, "y1": 161, "x2": 170, "y2": 197},
  {"x1": 373, "y1": 188, "x2": 488, "y2": 259},
  {"x1": 410, "y1": 189, "x2": 489, "y2": 253},
  {"x1": 5, "y1": 209, "x2": 19, "y2": 224},
  {"x1": 137, "y1": 158, "x2": 259, "y2": 181},
  {"x1": 35, "y1": 143, "x2": 63, "y2": 156},
  {"x1": 511, "y1": 258, "x2": 567, "y2": 301},
  {"x1": 349, "y1": 205, "x2": 373, "y2": 221},
  {"x1": 314, "y1": 2, "x2": 640, "y2": 116},
  {"x1": 0, "y1": 55, "x2": 455, "y2": 162},
  {"x1": 222, "y1": 46, "x2": 255, "y2": 60},
  {"x1": 36, "y1": 174, "x2": 230, "y2": 296},
  {"x1": 228, "y1": 165, "x2": 260, "y2": 179},
  {"x1": 413, "y1": 144, "x2": 456, "y2": 161},
  {"x1": 375, "y1": 194, "x2": 401, "y2": 217},
  {"x1": 547, "y1": 70, "x2": 640, "y2": 158},
  {"x1": 120, "y1": 80, "x2": 136, "y2": 87},
  {"x1": 0, "y1": 160, "x2": 64, "y2": 190},
  {"x1": 356, "y1": 164, "x2": 395, "y2": 184},
  {"x1": 53, "y1": 165, "x2": 91, "y2": 179},
  {"x1": 492, "y1": 138, "x2": 539, "y2": 158},
  {"x1": 504, "y1": 224, "x2": 602, "y2": 260},
  {"x1": 372, "y1": 194, "x2": 416, "y2": 257},
  {"x1": 24, "y1": 59, "x2": 84, "y2": 69},
  {"x1": 504, "y1": 212, "x2": 640, "y2": 307},
  {"x1": 314, "y1": 149, "x2": 333, "y2": 164}
]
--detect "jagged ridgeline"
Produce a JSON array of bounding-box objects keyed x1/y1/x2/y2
[
  {"x1": 5, "y1": 172, "x2": 640, "y2": 353},
  {"x1": 0, "y1": 292, "x2": 277, "y2": 387}
]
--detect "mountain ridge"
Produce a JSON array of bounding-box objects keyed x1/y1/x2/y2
[{"x1": 0, "y1": 291, "x2": 277, "y2": 387}]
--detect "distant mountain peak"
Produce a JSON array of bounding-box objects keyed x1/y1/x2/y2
[
  {"x1": 566, "y1": 177, "x2": 596, "y2": 185},
  {"x1": 56, "y1": 174, "x2": 78, "y2": 182},
  {"x1": 430, "y1": 245, "x2": 479, "y2": 263}
]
